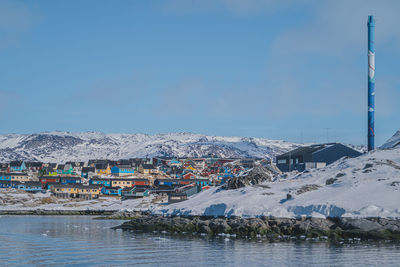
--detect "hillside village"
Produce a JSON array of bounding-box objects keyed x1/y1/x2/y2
[
  {"x1": 0, "y1": 156, "x2": 264, "y2": 204},
  {"x1": 0, "y1": 140, "x2": 368, "y2": 206}
]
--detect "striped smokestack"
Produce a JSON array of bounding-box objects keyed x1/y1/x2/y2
[{"x1": 368, "y1": 15, "x2": 375, "y2": 151}]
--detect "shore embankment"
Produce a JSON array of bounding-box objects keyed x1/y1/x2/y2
[
  {"x1": 113, "y1": 214, "x2": 400, "y2": 242},
  {"x1": 0, "y1": 210, "x2": 117, "y2": 216}
]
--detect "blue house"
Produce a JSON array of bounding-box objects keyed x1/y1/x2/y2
[
  {"x1": 16, "y1": 182, "x2": 43, "y2": 193},
  {"x1": 60, "y1": 177, "x2": 82, "y2": 184},
  {"x1": 90, "y1": 178, "x2": 112, "y2": 187},
  {"x1": 169, "y1": 158, "x2": 181, "y2": 167},
  {"x1": 0, "y1": 172, "x2": 11, "y2": 181},
  {"x1": 10, "y1": 161, "x2": 26, "y2": 172},
  {"x1": 154, "y1": 179, "x2": 211, "y2": 187},
  {"x1": 0, "y1": 180, "x2": 19, "y2": 188},
  {"x1": 111, "y1": 165, "x2": 134, "y2": 177},
  {"x1": 101, "y1": 186, "x2": 122, "y2": 196}
]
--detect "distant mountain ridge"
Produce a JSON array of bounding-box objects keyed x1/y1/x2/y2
[
  {"x1": 381, "y1": 130, "x2": 400, "y2": 149},
  {"x1": 0, "y1": 132, "x2": 299, "y2": 163}
]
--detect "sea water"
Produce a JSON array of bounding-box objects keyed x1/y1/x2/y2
[{"x1": 0, "y1": 216, "x2": 398, "y2": 266}]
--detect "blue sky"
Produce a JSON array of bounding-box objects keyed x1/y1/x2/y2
[{"x1": 0, "y1": 0, "x2": 399, "y2": 145}]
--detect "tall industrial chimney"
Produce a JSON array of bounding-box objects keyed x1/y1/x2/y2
[{"x1": 368, "y1": 15, "x2": 375, "y2": 151}]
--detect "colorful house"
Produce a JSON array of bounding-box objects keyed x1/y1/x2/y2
[
  {"x1": 89, "y1": 178, "x2": 112, "y2": 187},
  {"x1": 25, "y1": 162, "x2": 43, "y2": 171},
  {"x1": 110, "y1": 178, "x2": 149, "y2": 188},
  {"x1": 0, "y1": 172, "x2": 11, "y2": 181},
  {"x1": 0, "y1": 180, "x2": 19, "y2": 188},
  {"x1": 46, "y1": 168, "x2": 58, "y2": 176},
  {"x1": 101, "y1": 186, "x2": 122, "y2": 196},
  {"x1": 154, "y1": 178, "x2": 210, "y2": 187},
  {"x1": 157, "y1": 164, "x2": 170, "y2": 174},
  {"x1": 60, "y1": 177, "x2": 82, "y2": 184},
  {"x1": 168, "y1": 158, "x2": 182, "y2": 167},
  {"x1": 111, "y1": 165, "x2": 135, "y2": 177},
  {"x1": 56, "y1": 164, "x2": 65, "y2": 174},
  {"x1": 95, "y1": 163, "x2": 111, "y2": 175},
  {"x1": 10, "y1": 173, "x2": 30, "y2": 182},
  {"x1": 139, "y1": 164, "x2": 156, "y2": 174},
  {"x1": 51, "y1": 184, "x2": 102, "y2": 200},
  {"x1": 121, "y1": 186, "x2": 150, "y2": 199},
  {"x1": 16, "y1": 182, "x2": 43, "y2": 193},
  {"x1": 81, "y1": 167, "x2": 95, "y2": 178},
  {"x1": 39, "y1": 176, "x2": 61, "y2": 189},
  {"x1": 182, "y1": 159, "x2": 196, "y2": 170},
  {"x1": 183, "y1": 172, "x2": 196, "y2": 179},
  {"x1": 62, "y1": 164, "x2": 74, "y2": 175},
  {"x1": 10, "y1": 161, "x2": 26, "y2": 172}
]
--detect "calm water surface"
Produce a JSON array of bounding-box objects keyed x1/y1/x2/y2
[{"x1": 0, "y1": 216, "x2": 398, "y2": 266}]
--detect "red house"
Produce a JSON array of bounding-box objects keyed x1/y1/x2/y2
[{"x1": 183, "y1": 172, "x2": 196, "y2": 179}]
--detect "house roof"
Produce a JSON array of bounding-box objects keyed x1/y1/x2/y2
[
  {"x1": 25, "y1": 162, "x2": 43, "y2": 168},
  {"x1": 40, "y1": 175, "x2": 61, "y2": 179},
  {"x1": 52, "y1": 184, "x2": 102, "y2": 189},
  {"x1": 156, "y1": 178, "x2": 209, "y2": 183},
  {"x1": 10, "y1": 161, "x2": 23, "y2": 167},
  {"x1": 114, "y1": 165, "x2": 133, "y2": 169},
  {"x1": 61, "y1": 177, "x2": 82, "y2": 180},
  {"x1": 103, "y1": 186, "x2": 121, "y2": 190},
  {"x1": 82, "y1": 167, "x2": 95, "y2": 173},
  {"x1": 9, "y1": 172, "x2": 28, "y2": 176},
  {"x1": 277, "y1": 143, "x2": 338, "y2": 158},
  {"x1": 21, "y1": 182, "x2": 42, "y2": 187},
  {"x1": 141, "y1": 164, "x2": 155, "y2": 169},
  {"x1": 95, "y1": 163, "x2": 108, "y2": 170},
  {"x1": 57, "y1": 164, "x2": 65, "y2": 170}
]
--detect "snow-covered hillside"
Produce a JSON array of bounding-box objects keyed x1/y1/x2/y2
[
  {"x1": 154, "y1": 148, "x2": 400, "y2": 218},
  {"x1": 0, "y1": 132, "x2": 298, "y2": 162},
  {"x1": 381, "y1": 130, "x2": 400, "y2": 149}
]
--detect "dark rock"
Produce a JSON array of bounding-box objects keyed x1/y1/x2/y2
[
  {"x1": 226, "y1": 166, "x2": 278, "y2": 189},
  {"x1": 296, "y1": 184, "x2": 321, "y2": 195},
  {"x1": 363, "y1": 163, "x2": 373, "y2": 169},
  {"x1": 113, "y1": 215, "x2": 400, "y2": 241},
  {"x1": 326, "y1": 178, "x2": 337, "y2": 185}
]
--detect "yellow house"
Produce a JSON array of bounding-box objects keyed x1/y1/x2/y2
[
  {"x1": 139, "y1": 164, "x2": 155, "y2": 174},
  {"x1": 111, "y1": 179, "x2": 134, "y2": 187},
  {"x1": 51, "y1": 184, "x2": 101, "y2": 199},
  {"x1": 97, "y1": 166, "x2": 111, "y2": 175},
  {"x1": 77, "y1": 185, "x2": 101, "y2": 200},
  {"x1": 10, "y1": 173, "x2": 31, "y2": 182},
  {"x1": 185, "y1": 165, "x2": 196, "y2": 171},
  {"x1": 111, "y1": 178, "x2": 150, "y2": 188}
]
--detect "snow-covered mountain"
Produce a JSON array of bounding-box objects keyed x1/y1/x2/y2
[{"x1": 0, "y1": 132, "x2": 299, "y2": 163}]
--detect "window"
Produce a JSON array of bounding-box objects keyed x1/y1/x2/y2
[{"x1": 277, "y1": 159, "x2": 287, "y2": 164}]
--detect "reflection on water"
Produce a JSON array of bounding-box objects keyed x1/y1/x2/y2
[{"x1": 0, "y1": 216, "x2": 399, "y2": 266}]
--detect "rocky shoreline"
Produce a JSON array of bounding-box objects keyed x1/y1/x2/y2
[
  {"x1": 0, "y1": 210, "x2": 117, "y2": 216},
  {"x1": 114, "y1": 214, "x2": 400, "y2": 242}
]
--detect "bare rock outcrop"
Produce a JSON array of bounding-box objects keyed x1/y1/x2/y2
[{"x1": 226, "y1": 165, "x2": 279, "y2": 189}]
